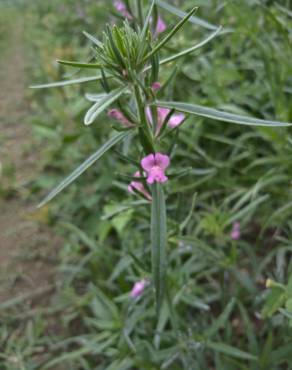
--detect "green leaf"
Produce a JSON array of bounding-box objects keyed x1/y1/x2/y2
[
  {"x1": 105, "y1": 358, "x2": 134, "y2": 370},
  {"x1": 159, "y1": 26, "x2": 222, "y2": 66},
  {"x1": 262, "y1": 287, "x2": 286, "y2": 318},
  {"x1": 85, "y1": 93, "x2": 107, "y2": 102},
  {"x1": 285, "y1": 298, "x2": 292, "y2": 312},
  {"x1": 206, "y1": 341, "x2": 257, "y2": 361},
  {"x1": 83, "y1": 30, "x2": 103, "y2": 48},
  {"x1": 142, "y1": 5, "x2": 198, "y2": 62},
  {"x1": 141, "y1": 0, "x2": 155, "y2": 40},
  {"x1": 179, "y1": 193, "x2": 197, "y2": 232},
  {"x1": 156, "y1": 0, "x2": 221, "y2": 31},
  {"x1": 43, "y1": 334, "x2": 117, "y2": 369},
  {"x1": 37, "y1": 132, "x2": 129, "y2": 208},
  {"x1": 30, "y1": 75, "x2": 102, "y2": 89},
  {"x1": 226, "y1": 194, "x2": 270, "y2": 226},
  {"x1": 57, "y1": 59, "x2": 101, "y2": 69},
  {"x1": 155, "y1": 101, "x2": 292, "y2": 127},
  {"x1": 287, "y1": 273, "x2": 292, "y2": 296},
  {"x1": 84, "y1": 86, "x2": 127, "y2": 125},
  {"x1": 204, "y1": 297, "x2": 236, "y2": 338},
  {"x1": 151, "y1": 183, "x2": 167, "y2": 315}
]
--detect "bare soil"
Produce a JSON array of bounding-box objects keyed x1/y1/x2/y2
[{"x1": 0, "y1": 16, "x2": 61, "y2": 305}]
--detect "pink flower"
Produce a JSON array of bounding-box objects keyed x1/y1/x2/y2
[
  {"x1": 146, "y1": 107, "x2": 185, "y2": 135},
  {"x1": 141, "y1": 153, "x2": 170, "y2": 184},
  {"x1": 130, "y1": 279, "x2": 147, "y2": 298},
  {"x1": 107, "y1": 109, "x2": 132, "y2": 127},
  {"x1": 151, "y1": 81, "x2": 161, "y2": 91},
  {"x1": 167, "y1": 111, "x2": 186, "y2": 129},
  {"x1": 155, "y1": 15, "x2": 167, "y2": 35},
  {"x1": 231, "y1": 222, "x2": 241, "y2": 240},
  {"x1": 114, "y1": 1, "x2": 133, "y2": 20},
  {"x1": 128, "y1": 171, "x2": 152, "y2": 201}
]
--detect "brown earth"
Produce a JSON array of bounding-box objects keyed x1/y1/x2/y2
[{"x1": 0, "y1": 15, "x2": 61, "y2": 306}]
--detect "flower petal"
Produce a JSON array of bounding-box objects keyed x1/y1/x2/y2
[
  {"x1": 141, "y1": 154, "x2": 156, "y2": 171},
  {"x1": 145, "y1": 106, "x2": 153, "y2": 125},
  {"x1": 155, "y1": 15, "x2": 167, "y2": 35},
  {"x1": 146, "y1": 173, "x2": 155, "y2": 184},
  {"x1": 130, "y1": 280, "x2": 146, "y2": 298},
  {"x1": 157, "y1": 107, "x2": 170, "y2": 123},
  {"x1": 168, "y1": 113, "x2": 185, "y2": 128},
  {"x1": 114, "y1": 0, "x2": 126, "y2": 12},
  {"x1": 152, "y1": 82, "x2": 161, "y2": 91},
  {"x1": 154, "y1": 153, "x2": 170, "y2": 170},
  {"x1": 114, "y1": 1, "x2": 132, "y2": 20},
  {"x1": 107, "y1": 109, "x2": 131, "y2": 127}
]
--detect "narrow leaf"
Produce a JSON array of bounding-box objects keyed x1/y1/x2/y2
[
  {"x1": 159, "y1": 26, "x2": 222, "y2": 66},
  {"x1": 37, "y1": 132, "x2": 129, "y2": 208},
  {"x1": 206, "y1": 341, "x2": 257, "y2": 361},
  {"x1": 83, "y1": 30, "x2": 103, "y2": 48},
  {"x1": 85, "y1": 93, "x2": 107, "y2": 102},
  {"x1": 226, "y1": 194, "x2": 269, "y2": 226},
  {"x1": 141, "y1": 0, "x2": 155, "y2": 39},
  {"x1": 57, "y1": 59, "x2": 101, "y2": 69},
  {"x1": 155, "y1": 101, "x2": 292, "y2": 127},
  {"x1": 30, "y1": 75, "x2": 102, "y2": 89},
  {"x1": 156, "y1": 0, "x2": 220, "y2": 31},
  {"x1": 142, "y1": 5, "x2": 198, "y2": 62},
  {"x1": 151, "y1": 183, "x2": 167, "y2": 314},
  {"x1": 204, "y1": 298, "x2": 236, "y2": 338},
  {"x1": 84, "y1": 86, "x2": 127, "y2": 125},
  {"x1": 262, "y1": 288, "x2": 286, "y2": 318}
]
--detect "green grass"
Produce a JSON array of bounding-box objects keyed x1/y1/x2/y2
[{"x1": 1, "y1": 0, "x2": 292, "y2": 369}]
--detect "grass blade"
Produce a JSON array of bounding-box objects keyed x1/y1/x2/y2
[
  {"x1": 151, "y1": 183, "x2": 167, "y2": 315},
  {"x1": 155, "y1": 101, "x2": 292, "y2": 127},
  {"x1": 206, "y1": 341, "x2": 258, "y2": 361},
  {"x1": 84, "y1": 86, "x2": 127, "y2": 125},
  {"x1": 37, "y1": 132, "x2": 129, "y2": 208},
  {"x1": 30, "y1": 75, "x2": 102, "y2": 89},
  {"x1": 204, "y1": 298, "x2": 236, "y2": 338}
]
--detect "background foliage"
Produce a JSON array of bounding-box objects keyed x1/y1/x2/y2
[{"x1": 1, "y1": 0, "x2": 292, "y2": 369}]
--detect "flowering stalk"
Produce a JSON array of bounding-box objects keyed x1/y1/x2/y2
[{"x1": 32, "y1": 0, "x2": 292, "y2": 317}]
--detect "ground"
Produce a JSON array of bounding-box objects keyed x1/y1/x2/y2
[{"x1": 0, "y1": 16, "x2": 61, "y2": 306}]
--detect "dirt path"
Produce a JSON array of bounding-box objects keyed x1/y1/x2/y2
[{"x1": 0, "y1": 15, "x2": 61, "y2": 304}]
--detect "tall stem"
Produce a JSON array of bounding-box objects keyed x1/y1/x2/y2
[{"x1": 133, "y1": 83, "x2": 155, "y2": 153}]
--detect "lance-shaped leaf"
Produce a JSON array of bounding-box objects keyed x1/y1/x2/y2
[
  {"x1": 83, "y1": 30, "x2": 103, "y2": 48},
  {"x1": 159, "y1": 26, "x2": 222, "y2": 66},
  {"x1": 37, "y1": 132, "x2": 129, "y2": 208},
  {"x1": 142, "y1": 5, "x2": 198, "y2": 62},
  {"x1": 156, "y1": 0, "x2": 221, "y2": 31},
  {"x1": 151, "y1": 183, "x2": 167, "y2": 315},
  {"x1": 155, "y1": 101, "x2": 292, "y2": 127},
  {"x1": 57, "y1": 60, "x2": 101, "y2": 69},
  {"x1": 30, "y1": 75, "x2": 103, "y2": 89},
  {"x1": 85, "y1": 93, "x2": 107, "y2": 102},
  {"x1": 205, "y1": 341, "x2": 257, "y2": 361},
  {"x1": 204, "y1": 298, "x2": 236, "y2": 338},
  {"x1": 141, "y1": 0, "x2": 155, "y2": 39},
  {"x1": 84, "y1": 86, "x2": 128, "y2": 125}
]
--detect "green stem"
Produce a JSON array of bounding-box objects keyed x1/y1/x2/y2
[
  {"x1": 133, "y1": 84, "x2": 155, "y2": 153},
  {"x1": 151, "y1": 183, "x2": 167, "y2": 315}
]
